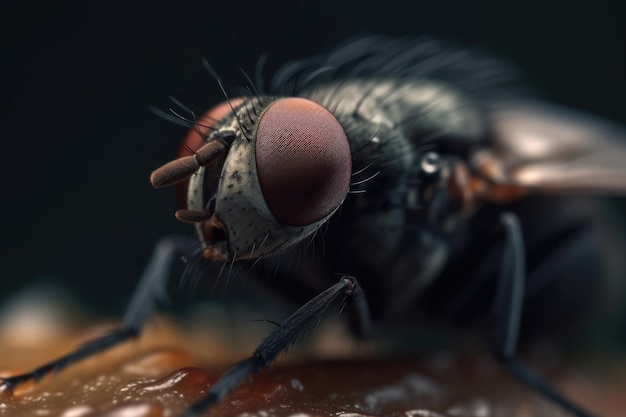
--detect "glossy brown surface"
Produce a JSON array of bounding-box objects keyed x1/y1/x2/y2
[
  {"x1": 0, "y1": 301, "x2": 624, "y2": 417},
  {"x1": 2, "y1": 343, "x2": 625, "y2": 417}
]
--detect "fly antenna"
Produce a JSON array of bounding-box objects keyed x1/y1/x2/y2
[{"x1": 150, "y1": 140, "x2": 228, "y2": 188}]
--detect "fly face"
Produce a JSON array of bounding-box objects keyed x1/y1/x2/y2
[{"x1": 152, "y1": 96, "x2": 353, "y2": 262}]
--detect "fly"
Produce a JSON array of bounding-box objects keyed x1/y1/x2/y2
[{"x1": 3, "y1": 35, "x2": 626, "y2": 417}]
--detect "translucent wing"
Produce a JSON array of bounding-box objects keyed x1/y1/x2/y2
[{"x1": 475, "y1": 102, "x2": 626, "y2": 195}]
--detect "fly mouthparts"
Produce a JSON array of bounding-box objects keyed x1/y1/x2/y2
[
  {"x1": 200, "y1": 214, "x2": 229, "y2": 261},
  {"x1": 202, "y1": 215, "x2": 228, "y2": 245}
]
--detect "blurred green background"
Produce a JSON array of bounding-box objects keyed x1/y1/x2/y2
[{"x1": 1, "y1": 0, "x2": 624, "y2": 319}]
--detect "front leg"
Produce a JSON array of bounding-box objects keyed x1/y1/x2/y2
[
  {"x1": 184, "y1": 275, "x2": 371, "y2": 417},
  {"x1": 1, "y1": 235, "x2": 196, "y2": 391}
]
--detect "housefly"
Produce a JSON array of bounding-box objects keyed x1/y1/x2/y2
[{"x1": 3, "y1": 35, "x2": 626, "y2": 417}]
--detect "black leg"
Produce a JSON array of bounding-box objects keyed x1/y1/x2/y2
[
  {"x1": 1, "y1": 235, "x2": 196, "y2": 390},
  {"x1": 492, "y1": 213, "x2": 599, "y2": 417},
  {"x1": 184, "y1": 276, "x2": 371, "y2": 417}
]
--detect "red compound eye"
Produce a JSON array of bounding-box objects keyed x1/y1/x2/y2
[{"x1": 256, "y1": 98, "x2": 352, "y2": 226}]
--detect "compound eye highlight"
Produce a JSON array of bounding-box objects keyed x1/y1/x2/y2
[{"x1": 256, "y1": 98, "x2": 352, "y2": 226}]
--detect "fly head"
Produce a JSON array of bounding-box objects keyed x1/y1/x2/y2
[{"x1": 152, "y1": 96, "x2": 352, "y2": 262}]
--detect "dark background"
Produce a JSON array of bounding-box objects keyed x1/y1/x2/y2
[{"x1": 1, "y1": 1, "x2": 625, "y2": 314}]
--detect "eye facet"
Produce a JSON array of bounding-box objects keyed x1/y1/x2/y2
[{"x1": 255, "y1": 98, "x2": 352, "y2": 226}]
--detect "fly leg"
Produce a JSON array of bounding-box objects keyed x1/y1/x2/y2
[
  {"x1": 492, "y1": 213, "x2": 598, "y2": 417},
  {"x1": 183, "y1": 275, "x2": 371, "y2": 417},
  {"x1": 0, "y1": 234, "x2": 196, "y2": 391}
]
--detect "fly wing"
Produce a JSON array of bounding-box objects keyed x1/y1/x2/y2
[{"x1": 475, "y1": 102, "x2": 626, "y2": 195}]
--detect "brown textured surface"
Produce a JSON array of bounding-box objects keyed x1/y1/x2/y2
[
  {"x1": 2, "y1": 343, "x2": 625, "y2": 417},
  {"x1": 0, "y1": 298, "x2": 624, "y2": 417}
]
